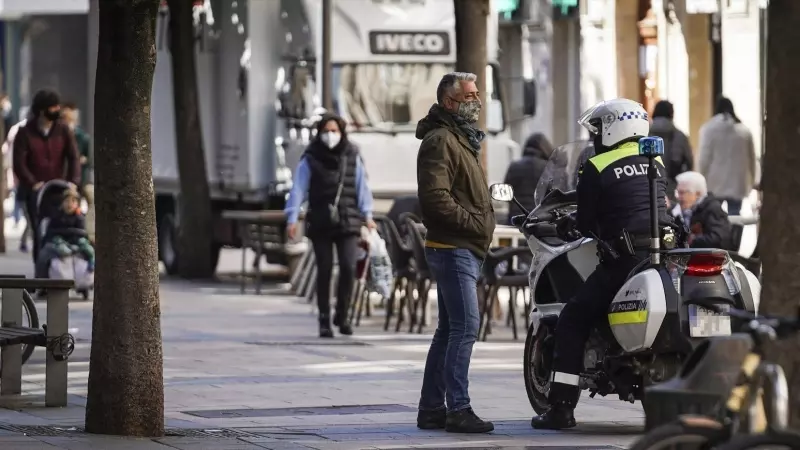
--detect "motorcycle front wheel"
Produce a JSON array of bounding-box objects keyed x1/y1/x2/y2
[{"x1": 523, "y1": 324, "x2": 554, "y2": 415}]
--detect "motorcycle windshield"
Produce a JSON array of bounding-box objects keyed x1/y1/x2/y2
[{"x1": 533, "y1": 140, "x2": 594, "y2": 206}]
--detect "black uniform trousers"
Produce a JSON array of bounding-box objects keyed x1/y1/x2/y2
[
  {"x1": 548, "y1": 250, "x2": 648, "y2": 406},
  {"x1": 311, "y1": 233, "x2": 359, "y2": 322}
]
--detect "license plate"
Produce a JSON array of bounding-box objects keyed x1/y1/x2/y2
[{"x1": 688, "y1": 304, "x2": 732, "y2": 338}]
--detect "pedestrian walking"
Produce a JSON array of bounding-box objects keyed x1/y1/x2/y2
[
  {"x1": 697, "y1": 97, "x2": 756, "y2": 216},
  {"x1": 12, "y1": 89, "x2": 81, "y2": 263},
  {"x1": 503, "y1": 132, "x2": 553, "y2": 222},
  {"x1": 284, "y1": 113, "x2": 375, "y2": 338},
  {"x1": 1, "y1": 93, "x2": 13, "y2": 138},
  {"x1": 3, "y1": 118, "x2": 31, "y2": 251},
  {"x1": 648, "y1": 100, "x2": 693, "y2": 203},
  {"x1": 415, "y1": 72, "x2": 495, "y2": 434},
  {"x1": 61, "y1": 102, "x2": 94, "y2": 242}
]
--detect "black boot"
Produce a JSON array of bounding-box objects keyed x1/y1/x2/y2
[
  {"x1": 333, "y1": 314, "x2": 353, "y2": 336},
  {"x1": 445, "y1": 408, "x2": 494, "y2": 433},
  {"x1": 530, "y1": 402, "x2": 577, "y2": 430},
  {"x1": 417, "y1": 408, "x2": 446, "y2": 430},
  {"x1": 319, "y1": 315, "x2": 334, "y2": 338}
]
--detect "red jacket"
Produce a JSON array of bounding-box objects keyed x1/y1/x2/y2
[{"x1": 13, "y1": 119, "x2": 81, "y2": 188}]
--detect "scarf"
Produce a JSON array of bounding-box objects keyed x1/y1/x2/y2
[{"x1": 451, "y1": 114, "x2": 486, "y2": 153}]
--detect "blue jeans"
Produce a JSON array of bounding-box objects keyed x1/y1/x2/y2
[
  {"x1": 419, "y1": 247, "x2": 482, "y2": 413},
  {"x1": 723, "y1": 198, "x2": 742, "y2": 216}
]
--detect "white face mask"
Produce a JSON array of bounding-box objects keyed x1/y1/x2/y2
[{"x1": 321, "y1": 131, "x2": 341, "y2": 149}]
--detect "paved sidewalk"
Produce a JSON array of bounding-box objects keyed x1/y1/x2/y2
[{"x1": 0, "y1": 246, "x2": 643, "y2": 449}]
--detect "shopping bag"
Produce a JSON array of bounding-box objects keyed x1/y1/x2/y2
[{"x1": 367, "y1": 229, "x2": 393, "y2": 298}]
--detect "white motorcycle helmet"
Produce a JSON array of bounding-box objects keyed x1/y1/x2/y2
[{"x1": 578, "y1": 98, "x2": 650, "y2": 153}]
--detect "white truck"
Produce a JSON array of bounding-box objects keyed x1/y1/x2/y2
[{"x1": 151, "y1": 0, "x2": 519, "y2": 273}]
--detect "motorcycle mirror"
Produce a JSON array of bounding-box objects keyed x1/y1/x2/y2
[
  {"x1": 490, "y1": 183, "x2": 530, "y2": 216},
  {"x1": 490, "y1": 183, "x2": 515, "y2": 202}
]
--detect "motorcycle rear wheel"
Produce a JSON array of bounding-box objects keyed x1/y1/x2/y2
[
  {"x1": 523, "y1": 325, "x2": 553, "y2": 415},
  {"x1": 629, "y1": 419, "x2": 730, "y2": 450}
]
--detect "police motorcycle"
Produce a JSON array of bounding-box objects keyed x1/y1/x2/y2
[{"x1": 489, "y1": 137, "x2": 762, "y2": 415}]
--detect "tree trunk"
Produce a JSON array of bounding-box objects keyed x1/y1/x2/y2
[
  {"x1": 167, "y1": 0, "x2": 215, "y2": 279},
  {"x1": 84, "y1": 0, "x2": 164, "y2": 437},
  {"x1": 0, "y1": 115, "x2": 6, "y2": 254},
  {"x1": 758, "y1": 0, "x2": 800, "y2": 429},
  {"x1": 454, "y1": 0, "x2": 490, "y2": 171}
]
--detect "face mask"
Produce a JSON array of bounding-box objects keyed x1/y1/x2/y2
[
  {"x1": 44, "y1": 110, "x2": 60, "y2": 121},
  {"x1": 321, "y1": 131, "x2": 341, "y2": 149},
  {"x1": 456, "y1": 100, "x2": 481, "y2": 123}
]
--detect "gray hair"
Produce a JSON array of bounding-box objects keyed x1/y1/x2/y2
[
  {"x1": 436, "y1": 72, "x2": 477, "y2": 104},
  {"x1": 675, "y1": 171, "x2": 708, "y2": 197}
]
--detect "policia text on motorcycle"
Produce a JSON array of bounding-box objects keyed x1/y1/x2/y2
[{"x1": 531, "y1": 98, "x2": 672, "y2": 430}]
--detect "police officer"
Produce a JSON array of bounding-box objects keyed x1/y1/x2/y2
[{"x1": 531, "y1": 98, "x2": 669, "y2": 430}]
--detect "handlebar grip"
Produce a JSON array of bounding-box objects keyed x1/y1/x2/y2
[
  {"x1": 531, "y1": 212, "x2": 555, "y2": 223},
  {"x1": 510, "y1": 214, "x2": 527, "y2": 227},
  {"x1": 529, "y1": 223, "x2": 559, "y2": 238}
]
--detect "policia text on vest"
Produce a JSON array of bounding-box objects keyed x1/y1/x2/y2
[{"x1": 613, "y1": 163, "x2": 662, "y2": 179}]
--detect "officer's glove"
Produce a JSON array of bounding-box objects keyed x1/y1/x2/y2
[{"x1": 556, "y1": 214, "x2": 581, "y2": 241}]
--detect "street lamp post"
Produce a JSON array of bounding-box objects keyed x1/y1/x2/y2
[{"x1": 321, "y1": 0, "x2": 332, "y2": 111}]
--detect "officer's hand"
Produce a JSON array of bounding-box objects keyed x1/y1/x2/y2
[{"x1": 556, "y1": 214, "x2": 578, "y2": 240}]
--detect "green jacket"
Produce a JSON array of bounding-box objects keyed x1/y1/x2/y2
[
  {"x1": 73, "y1": 126, "x2": 92, "y2": 186},
  {"x1": 415, "y1": 105, "x2": 495, "y2": 259}
]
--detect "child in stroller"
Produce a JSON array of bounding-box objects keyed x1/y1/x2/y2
[{"x1": 34, "y1": 181, "x2": 95, "y2": 297}]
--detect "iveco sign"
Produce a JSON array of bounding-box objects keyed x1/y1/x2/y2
[{"x1": 368, "y1": 31, "x2": 450, "y2": 56}]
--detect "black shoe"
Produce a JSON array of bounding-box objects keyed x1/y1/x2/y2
[
  {"x1": 319, "y1": 316, "x2": 334, "y2": 338},
  {"x1": 333, "y1": 315, "x2": 353, "y2": 336},
  {"x1": 417, "y1": 409, "x2": 446, "y2": 430},
  {"x1": 530, "y1": 404, "x2": 576, "y2": 430},
  {"x1": 445, "y1": 408, "x2": 494, "y2": 433}
]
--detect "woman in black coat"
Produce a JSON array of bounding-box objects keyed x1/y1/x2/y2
[{"x1": 285, "y1": 114, "x2": 376, "y2": 338}]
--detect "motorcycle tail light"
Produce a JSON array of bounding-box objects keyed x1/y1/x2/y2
[
  {"x1": 686, "y1": 253, "x2": 727, "y2": 276},
  {"x1": 666, "y1": 252, "x2": 741, "y2": 296}
]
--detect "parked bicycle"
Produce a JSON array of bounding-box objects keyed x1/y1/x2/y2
[
  {"x1": 631, "y1": 303, "x2": 800, "y2": 449},
  {"x1": 0, "y1": 289, "x2": 40, "y2": 371}
]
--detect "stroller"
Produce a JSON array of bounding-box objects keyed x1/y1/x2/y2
[{"x1": 36, "y1": 180, "x2": 94, "y2": 299}]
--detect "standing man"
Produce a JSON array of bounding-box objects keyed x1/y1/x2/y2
[
  {"x1": 12, "y1": 89, "x2": 81, "y2": 263},
  {"x1": 61, "y1": 102, "x2": 94, "y2": 242},
  {"x1": 415, "y1": 72, "x2": 495, "y2": 434}
]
